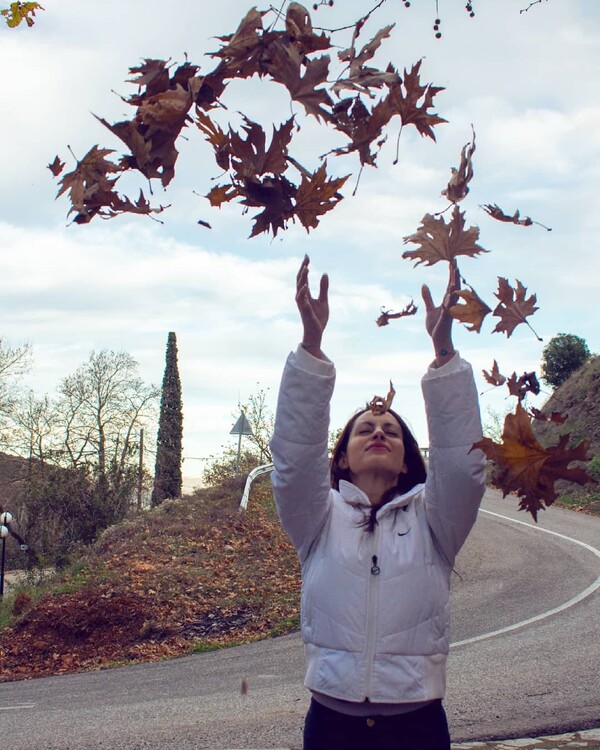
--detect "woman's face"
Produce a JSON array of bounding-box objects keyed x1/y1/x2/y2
[{"x1": 338, "y1": 411, "x2": 407, "y2": 484}]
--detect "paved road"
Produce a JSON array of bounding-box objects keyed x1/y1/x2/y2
[{"x1": 0, "y1": 490, "x2": 598, "y2": 749}]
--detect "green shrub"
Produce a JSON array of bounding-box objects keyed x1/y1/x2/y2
[{"x1": 588, "y1": 455, "x2": 600, "y2": 482}]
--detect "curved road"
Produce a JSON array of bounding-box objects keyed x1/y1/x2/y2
[{"x1": 1, "y1": 489, "x2": 599, "y2": 749}]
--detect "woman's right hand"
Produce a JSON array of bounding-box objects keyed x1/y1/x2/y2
[{"x1": 295, "y1": 254, "x2": 329, "y2": 357}]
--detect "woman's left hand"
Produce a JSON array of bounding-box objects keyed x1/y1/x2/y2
[{"x1": 421, "y1": 259, "x2": 460, "y2": 366}]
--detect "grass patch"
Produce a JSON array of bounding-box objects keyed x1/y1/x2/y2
[{"x1": 556, "y1": 489, "x2": 600, "y2": 515}]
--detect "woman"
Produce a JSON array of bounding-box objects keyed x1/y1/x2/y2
[{"x1": 270, "y1": 255, "x2": 486, "y2": 750}]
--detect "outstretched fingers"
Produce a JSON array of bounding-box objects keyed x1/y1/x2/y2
[
  {"x1": 421, "y1": 283, "x2": 434, "y2": 312},
  {"x1": 318, "y1": 271, "x2": 329, "y2": 304}
]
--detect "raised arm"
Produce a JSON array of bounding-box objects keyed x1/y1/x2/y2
[
  {"x1": 270, "y1": 256, "x2": 335, "y2": 562},
  {"x1": 420, "y1": 261, "x2": 486, "y2": 564}
]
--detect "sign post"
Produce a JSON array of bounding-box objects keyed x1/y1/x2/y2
[{"x1": 230, "y1": 411, "x2": 253, "y2": 475}]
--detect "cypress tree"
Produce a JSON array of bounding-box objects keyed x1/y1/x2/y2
[{"x1": 151, "y1": 332, "x2": 183, "y2": 505}]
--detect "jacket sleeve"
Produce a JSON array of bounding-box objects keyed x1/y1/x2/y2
[
  {"x1": 269, "y1": 346, "x2": 336, "y2": 563},
  {"x1": 421, "y1": 353, "x2": 487, "y2": 567}
]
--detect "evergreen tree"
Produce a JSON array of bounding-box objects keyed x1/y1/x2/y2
[{"x1": 151, "y1": 332, "x2": 183, "y2": 505}]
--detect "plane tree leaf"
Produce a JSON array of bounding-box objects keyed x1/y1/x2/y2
[
  {"x1": 402, "y1": 206, "x2": 488, "y2": 267},
  {"x1": 449, "y1": 286, "x2": 491, "y2": 333},
  {"x1": 473, "y1": 404, "x2": 594, "y2": 520},
  {"x1": 492, "y1": 278, "x2": 541, "y2": 339},
  {"x1": 482, "y1": 360, "x2": 506, "y2": 387},
  {"x1": 441, "y1": 127, "x2": 476, "y2": 204}
]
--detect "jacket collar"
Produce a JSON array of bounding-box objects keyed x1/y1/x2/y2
[{"x1": 338, "y1": 479, "x2": 423, "y2": 515}]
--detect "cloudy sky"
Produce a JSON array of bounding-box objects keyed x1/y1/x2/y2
[{"x1": 1, "y1": 0, "x2": 599, "y2": 485}]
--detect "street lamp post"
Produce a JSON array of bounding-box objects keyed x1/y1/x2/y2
[{"x1": 0, "y1": 511, "x2": 13, "y2": 599}]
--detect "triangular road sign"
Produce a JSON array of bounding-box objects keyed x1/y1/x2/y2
[{"x1": 230, "y1": 411, "x2": 253, "y2": 436}]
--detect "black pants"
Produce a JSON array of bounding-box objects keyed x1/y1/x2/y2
[{"x1": 303, "y1": 698, "x2": 451, "y2": 750}]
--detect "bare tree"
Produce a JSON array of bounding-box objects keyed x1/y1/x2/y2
[
  {"x1": 0, "y1": 339, "x2": 32, "y2": 421},
  {"x1": 57, "y1": 350, "x2": 159, "y2": 476},
  {"x1": 9, "y1": 391, "x2": 60, "y2": 465},
  {"x1": 239, "y1": 385, "x2": 274, "y2": 464}
]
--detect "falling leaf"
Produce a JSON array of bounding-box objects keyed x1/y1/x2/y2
[
  {"x1": 385, "y1": 60, "x2": 447, "y2": 140},
  {"x1": 266, "y1": 42, "x2": 333, "y2": 120},
  {"x1": 481, "y1": 203, "x2": 551, "y2": 231},
  {"x1": 529, "y1": 407, "x2": 568, "y2": 424},
  {"x1": 228, "y1": 117, "x2": 295, "y2": 180},
  {"x1": 368, "y1": 381, "x2": 396, "y2": 415},
  {"x1": 482, "y1": 360, "x2": 506, "y2": 387},
  {"x1": 441, "y1": 127, "x2": 476, "y2": 204},
  {"x1": 245, "y1": 175, "x2": 297, "y2": 238},
  {"x1": 334, "y1": 24, "x2": 400, "y2": 97},
  {"x1": 241, "y1": 678, "x2": 248, "y2": 695},
  {"x1": 210, "y1": 7, "x2": 266, "y2": 68},
  {"x1": 402, "y1": 205, "x2": 488, "y2": 267},
  {"x1": 376, "y1": 300, "x2": 417, "y2": 327},
  {"x1": 1, "y1": 1, "x2": 43, "y2": 28},
  {"x1": 329, "y1": 95, "x2": 389, "y2": 166},
  {"x1": 507, "y1": 371, "x2": 540, "y2": 401},
  {"x1": 54, "y1": 146, "x2": 165, "y2": 224},
  {"x1": 55, "y1": 145, "x2": 120, "y2": 219},
  {"x1": 196, "y1": 110, "x2": 231, "y2": 171},
  {"x1": 206, "y1": 183, "x2": 240, "y2": 208},
  {"x1": 492, "y1": 278, "x2": 541, "y2": 340},
  {"x1": 473, "y1": 404, "x2": 593, "y2": 520},
  {"x1": 47, "y1": 155, "x2": 65, "y2": 177},
  {"x1": 449, "y1": 287, "x2": 491, "y2": 333},
  {"x1": 294, "y1": 162, "x2": 349, "y2": 232}
]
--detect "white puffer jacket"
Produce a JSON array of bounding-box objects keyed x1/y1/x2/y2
[{"x1": 270, "y1": 346, "x2": 486, "y2": 704}]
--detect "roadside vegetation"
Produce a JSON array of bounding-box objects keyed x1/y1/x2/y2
[{"x1": 0, "y1": 479, "x2": 300, "y2": 682}]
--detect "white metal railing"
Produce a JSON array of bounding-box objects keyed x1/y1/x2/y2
[{"x1": 239, "y1": 463, "x2": 275, "y2": 511}]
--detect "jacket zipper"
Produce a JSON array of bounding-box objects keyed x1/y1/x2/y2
[{"x1": 363, "y1": 524, "x2": 381, "y2": 699}]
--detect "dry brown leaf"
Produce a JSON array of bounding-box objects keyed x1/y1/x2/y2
[
  {"x1": 334, "y1": 24, "x2": 400, "y2": 97},
  {"x1": 385, "y1": 60, "x2": 446, "y2": 139},
  {"x1": 449, "y1": 287, "x2": 491, "y2": 333},
  {"x1": 368, "y1": 381, "x2": 396, "y2": 415},
  {"x1": 492, "y1": 278, "x2": 540, "y2": 339},
  {"x1": 47, "y1": 155, "x2": 65, "y2": 177},
  {"x1": 529, "y1": 407, "x2": 568, "y2": 424},
  {"x1": 506, "y1": 371, "x2": 540, "y2": 402},
  {"x1": 482, "y1": 360, "x2": 506, "y2": 387},
  {"x1": 402, "y1": 205, "x2": 488, "y2": 267},
  {"x1": 376, "y1": 300, "x2": 418, "y2": 327},
  {"x1": 266, "y1": 41, "x2": 333, "y2": 120},
  {"x1": 294, "y1": 162, "x2": 348, "y2": 231},
  {"x1": 473, "y1": 404, "x2": 593, "y2": 520},
  {"x1": 482, "y1": 203, "x2": 551, "y2": 231},
  {"x1": 442, "y1": 127, "x2": 476, "y2": 203}
]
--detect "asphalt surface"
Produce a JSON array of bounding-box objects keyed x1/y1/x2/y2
[{"x1": 0, "y1": 490, "x2": 598, "y2": 749}]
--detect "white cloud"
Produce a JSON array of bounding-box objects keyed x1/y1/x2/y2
[{"x1": 0, "y1": 0, "x2": 599, "y2": 479}]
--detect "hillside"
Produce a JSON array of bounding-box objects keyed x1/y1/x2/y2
[
  {"x1": 537, "y1": 354, "x2": 600, "y2": 511},
  {"x1": 538, "y1": 355, "x2": 600, "y2": 451},
  {"x1": 0, "y1": 480, "x2": 301, "y2": 682}
]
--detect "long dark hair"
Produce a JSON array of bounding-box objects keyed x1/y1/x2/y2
[{"x1": 330, "y1": 407, "x2": 427, "y2": 529}]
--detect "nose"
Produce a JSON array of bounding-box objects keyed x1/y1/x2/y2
[{"x1": 371, "y1": 427, "x2": 387, "y2": 441}]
